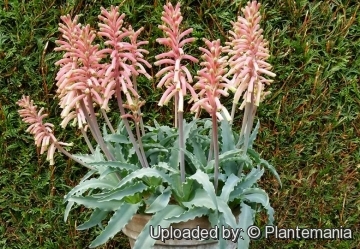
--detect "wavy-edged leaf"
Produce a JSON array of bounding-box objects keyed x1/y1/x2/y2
[
  {"x1": 133, "y1": 205, "x2": 185, "y2": 249},
  {"x1": 73, "y1": 146, "x2": 105, "y2": 164},
  {"x1": 64, "y1": 187, "x2": 90, "y2": 222},
  {"x1": 104, "y1": 134, "x2": 131, "y2": 144},
  {"x1": 237, "y1": 202, "x2": 254, "y2": 249},
  {"x1": 216, "y1": 197, "x2": 237, "y2": 228},
  {"x1": 183, "y1": 189, "x2": 216, "y2": 210},
  {"x1": 220, "y1": 119, "x2": 235, "y2": 153},
  {"x1": 206, "y1": 149, "x2": 249, "y2": 171},
  {"x1": 265, "y1": 203, "x2": 275, "y2": 225},
  {"x1": 188, "y1": 170, "x2": 218, "y2": 211},
  {"x1": 241, "y1": 188, "x2": 269, "y2": 207},
  {"x1": 229, "y1": 167, "x2": 264, "y2": 201},
  {"x1": 247, "y1": 148, "x2": 281, "y2": 187},
  {"x1": 116, "y1": 168, "x2": 172, "y2": 188},
  {"x1": 68, "y1": 196, "x2": 123, "y2": 211},
  {"x1": 220, "y1": 174, "x2": 240, "y2": 202},
  {"x1": 190, "y1": 139, "x2": 207, "y2": 166},
  {"x1": 159, "y1": 133, "x2": 178, "y2": 146},
  {"x1": 142, "y1": 143, "x2": 168, "y2": 150},
  {"x1": 165, "y1": 207, "x2": 209, "y2": 223},
  {"x1": 154, "y1": 162, "x2": 179, "y2": 174},
  {"x1": 218, "y1": 213, "x2": 228, "y2": 249},
  {"x1": 79, "y1": 170, "x2": 97, "y2": 182},
  {"x1": 145, "y1": 148, "x2": 168, "y2": 157},
  {"x1": 77, "y1": 208, "x2": 109, "y2": 230},
  {"x1": 259, "y1": 158, "x2": 281, "y2": 187},
  {"x1": 64, "y1": 178, "x2": 116, "y2": 202},
  {"x1": 248, "y1": 119, "x2": 260, "y2": 149},
  {"x1": 64, "y1": 201, "x2": 74, "y2": 222},
  {"x1": 89, "y1": 161, "x2": 140, "y2": 172},
  {"x1": 180, "y1": 147, "x2": 205, "y2": 170},
  {"x1": 169, "y1": 119, "x2": 197, "y2": 169},
  {"x1": 99, "y1": 181, "x2": 149, "y2": 202},
  {"x1": 89, "y1": 202, "x2": 140, "y2": 248},
  {"x1": 145, "y1": 187, "x2": 171, "y2": 213},
  {"x1": 170, "y1": 174, "x2": 194, "y2": 202}
]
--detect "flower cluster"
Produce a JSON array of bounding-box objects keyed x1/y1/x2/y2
[
  {"x1": 55, "y1": 15, "x2": 107, "y2": 129},
  {"x1": 17, "y1": 96, "x2": 72, "y2": 165},
  {"x1": 226, "y1": 1, "x2": 275, "y2": 110},
  {"x1": 155, "y1": 2, "x2": 198, "y2": 113},
  {"x1": 191, "y1": 39, "x2": 234, "y2": 121}
]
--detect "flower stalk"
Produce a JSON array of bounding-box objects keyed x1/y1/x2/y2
[
  {"x1": 191, "y1": 39, "x2": 233, "y2": 191},
  {"x1": 155, "y1": 2, "x2": 198, "y2": 182},
  {"x1": 226, "y1": 1, "x2": 275, "y2": 153}
]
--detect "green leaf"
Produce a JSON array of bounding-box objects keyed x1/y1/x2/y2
[
  {"x1": 265, "y1": 203, "x2": 275, "y2": 225},
  {"x1": 218, "y1": 213, "x2": 228, "y2": 249},
  {"x1": 145, "y1": 187, "x2": 171, "y2": 213},
  {"x1": 220, "y1": 174, "x2": 240, "y2": 202},
  {"x1": 206, "y1": 149, "x2": 249, "y2": 172},
  {"x1": 79, "y1": 170, "x2": 97, "y2": 182},
  {"x1": 165, "y1": 207, "x2": 209, "y2": 223},
  {"x1": 183, "y1": 189, "x2": 216, "y2": 210},
  {"x1": 116, "y1": 168, "x2": 172, "y2": 189},
  {"x1": 169, "y1": 119, "x2": 197, "y2": 169},
  {"x1": 190, "y1": 138, "x2": 207, "y2": 166},
  {"x1": 68, "y1": 196, "x2": 123, "y2": 211},
  {"x1": 180, "y1": 147, "x2": 205, "y2": 170},
  {"x1": 248, "y1": 120, "x2": 260, "y2": 149},
  {"x1": 188, "y1": 170, "x2": 218, "y2": 211},
  {"x1": 220, "y1": 119, "x2": 235, "y2": 153},
  {"x1": 170, "y1": 175, "x2": 194, "y2": 203},
  {"x1": 241, "y1": 188, "x2": 270, "y2": 207},
  {"x1": 104, "y1": 134, "x2": 131, "y2": 144},
  {"x1": 89, "y1": 161, "x2": 140, "y2": 172},
  {"x1": 247, "y1": 148, "x2": 281, "y2": 187},
  {"x1": 64, "y1": 178, "x2": 117, "y2": 202},
  {"x1": 216, "y1": 197, "x2": 237, "y2": 228},
  {"x1": 237, "y1": 202, "x2": 254, "y2": 249},
  {"x1": 74, "y1": 147, "x2": 105, "y2": 164},
  {"x1": 229, "y1": 167, "x2": 264, "y2": 201},
  {"x1": 142, "y1": 143, "x2": 168, "y2": 150},
  {"x1": 133, "y1": 205, "x2": 185, "y2": 249},
  {"x1": 64, "y1": 201, "x2": 75, "y2": 222},
  {"x1": 145, "y1": 148, "x2": 168, "y2": 157},
  {"x1": 89, "y1": 203, "x2": 140, "y2": 248},
  {"x1": 259, "y1": 158, "x2": 282, "y2": 187},
  {"x1": 77, "y1": 208, "x2": 109, "y2": 230},
  {"x1": 99, "y1": 181, "x2": 149, "y2": 202},
  {"x1": 154, "y1": 162, "x2": 179, "y2": 174}
]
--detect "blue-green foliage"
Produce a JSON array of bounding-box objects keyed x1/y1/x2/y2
[{"x1": 65, "y1": 119, "x2": 280, "y2": 249}]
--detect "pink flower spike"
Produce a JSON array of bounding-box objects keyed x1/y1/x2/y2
[
  {"x1": 155, "y1": 2, "x2": 198, "y2": 113},
  {"x1": 17, "y1": 96, "x2": 71, "y2": 165},
  {"x1": 192, "y1": 39, "x2": 231, "y2": 121},
  {"x1": 226, "y1": 1, "x2": 275, "y2": 109}
]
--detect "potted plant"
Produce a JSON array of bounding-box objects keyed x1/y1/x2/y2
[{"x1": 17, "y1": 1, "x2": 281, "y2": 248}]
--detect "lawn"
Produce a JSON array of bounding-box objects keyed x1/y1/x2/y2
[{"x1": 0, "y1": 0, "x2": 359, "y2": 248}]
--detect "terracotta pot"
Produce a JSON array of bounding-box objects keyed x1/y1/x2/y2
[{"x1": 122, "y1": 214, "x2": 237, "y2": 249}]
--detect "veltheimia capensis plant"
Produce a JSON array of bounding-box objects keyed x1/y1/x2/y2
[{"x1": 17, "y1": 1, "x2": 281, "y2": 248}]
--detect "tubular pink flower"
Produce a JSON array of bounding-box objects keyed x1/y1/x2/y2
[
  {"x1": 97, "y1": 6, "x2": 150, "y2": 112},
  {"x1": 226, "y1": 0, "x2": 275, "y2": 108},
  {"x1": 17, "y1": 96, "x2": 72, "y2": 165},
  {"x1": 55, "y1": 15, "x2": 107, "y2": 128},
  {"x1": 123, "y1": 25, "x2": 152, "y2": 80},
  {"x1": 155, "y1": 2, "x2": 199, "y2": 111},
  {"x1": 191, "y1": 39, "x2": 232, "y2": 121}
]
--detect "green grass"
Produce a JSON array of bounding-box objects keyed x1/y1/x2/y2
[{"x1": 0, "y1": 0, "x2": 359, "y2": 248}]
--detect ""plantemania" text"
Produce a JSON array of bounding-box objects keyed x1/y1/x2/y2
[{"x1": 263, "y1": 225, "x2": 353, "y2": 240}]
